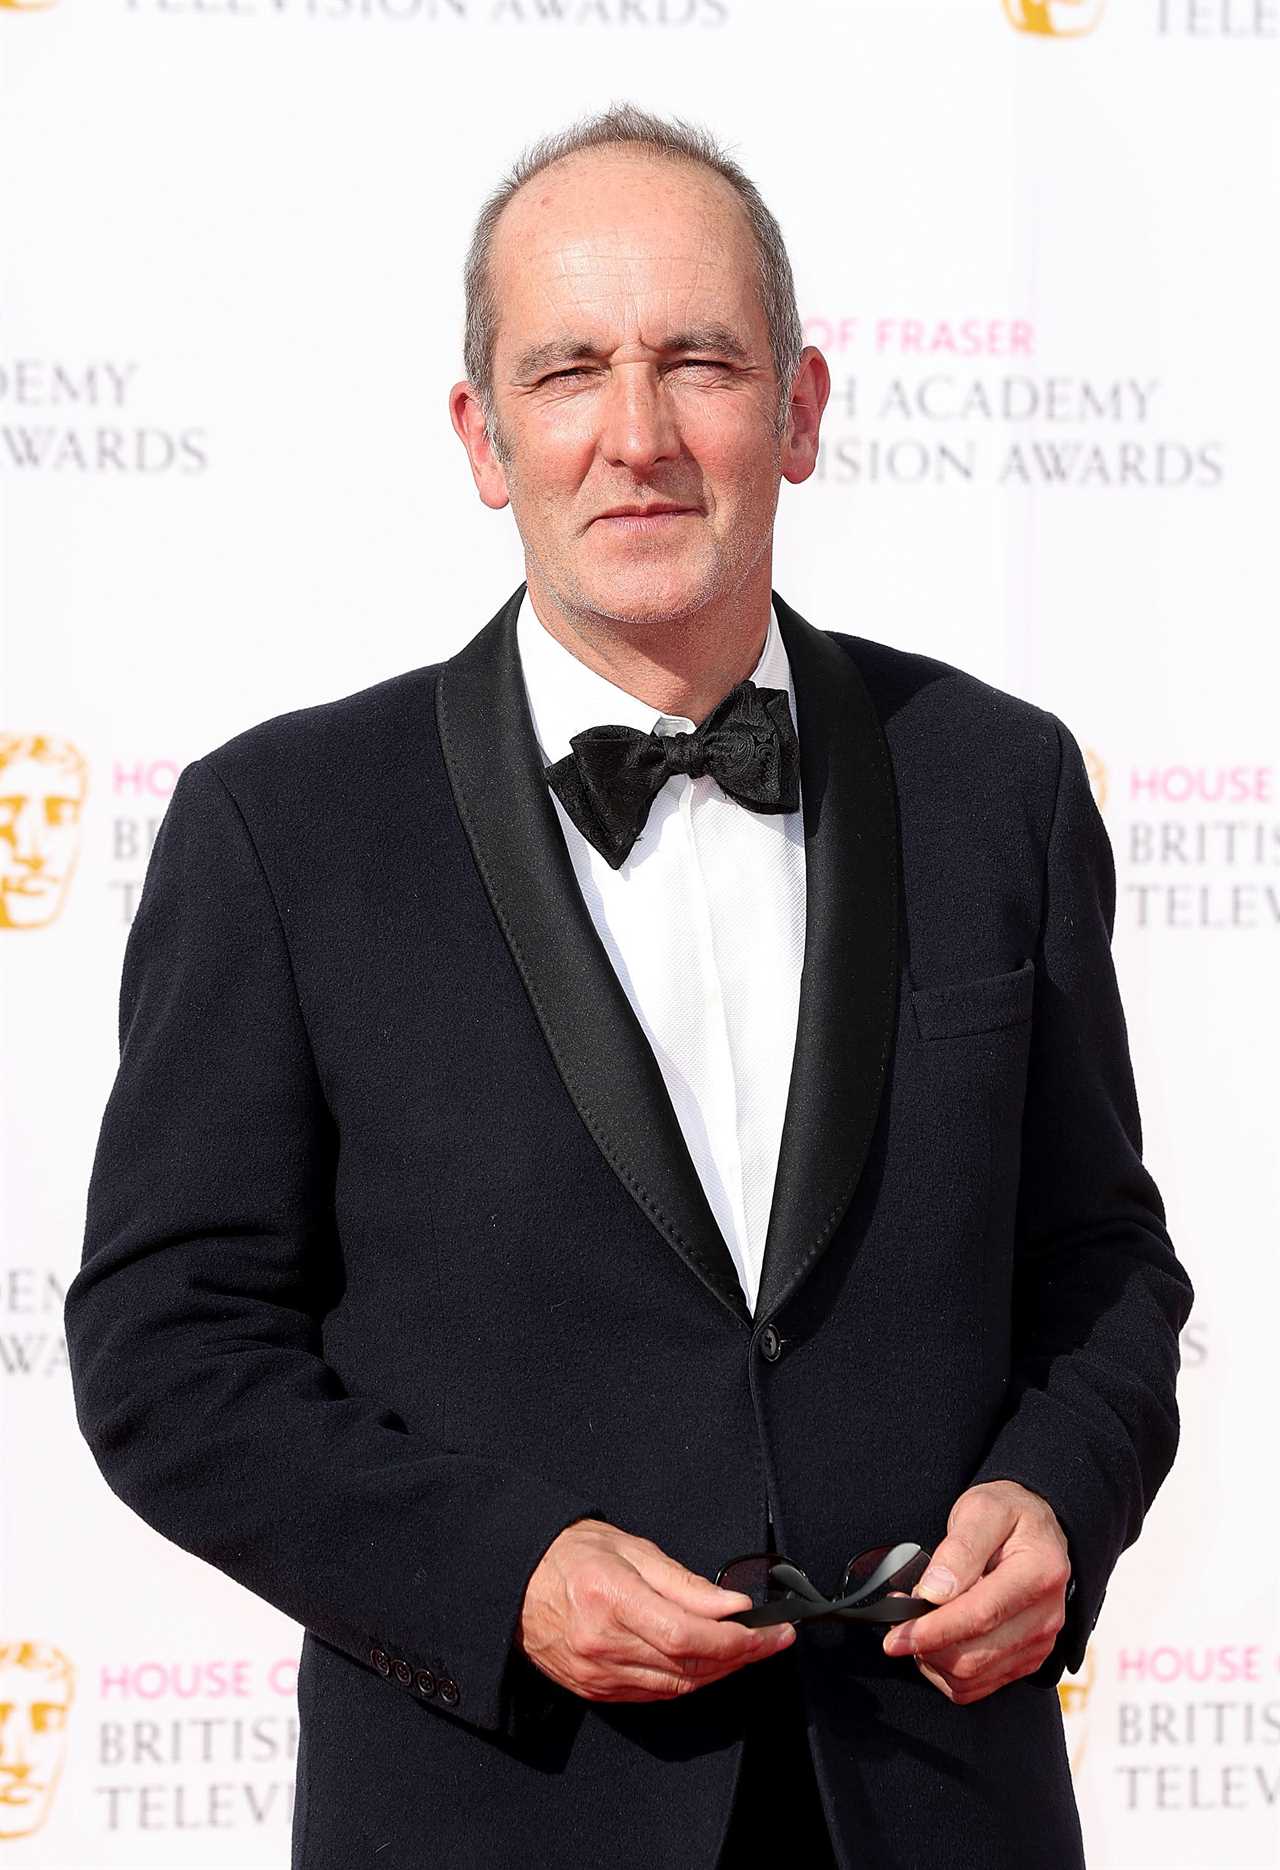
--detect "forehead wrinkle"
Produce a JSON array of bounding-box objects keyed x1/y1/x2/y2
[
  {"x1": 535, "y1": 238, "x2": 729, "y2": 285},
  {"x1": 535, "y1": 250, "x2": 738, "y2": 325},
  {"x1": 538, "y1": 250, "x2": 742, "y2": 334}
]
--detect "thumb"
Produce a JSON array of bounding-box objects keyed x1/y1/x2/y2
[
  {"x1": 912, "y1": 1555, "x2": 960, "y2": 1605},
  {"x1": 913, "y1": 1530, "x2": 987, "y2": 1605}
]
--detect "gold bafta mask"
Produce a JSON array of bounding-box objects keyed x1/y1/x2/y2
[
  {"x1": 1083, "y1": 746, "x2": 1108, "y2": 812},
  {"x1": 1057, "y1": 1641, "x2": 1096, "y2": 1778},
  {"x1": 0, "y1": 1641, "x2": 75, "y2": 1839},
  {"x1": 0, "y1": 734, "x2": 88, "y2": 931},
  {"x1": 1003, "y1": 0, "x2": 1107, "y2": 34},
  {"x1": 0, "y1": 1, "x2": 60, "y2": 10}
]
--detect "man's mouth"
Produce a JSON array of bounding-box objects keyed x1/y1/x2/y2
[{"x1": 594, "y1": 505, "x2": 699, "y2": 532}]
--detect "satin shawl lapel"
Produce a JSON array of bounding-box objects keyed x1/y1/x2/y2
[
  {"x1": 755, "y1": 590, "x2": 900, "y2": 1321},
  {"x1": 434, "y1": 583, "x2": 900, "y2": 1330}
]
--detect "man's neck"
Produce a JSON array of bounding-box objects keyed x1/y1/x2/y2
[{"x1": 523, "y1": 575, "x2": 773, "y2": 726}]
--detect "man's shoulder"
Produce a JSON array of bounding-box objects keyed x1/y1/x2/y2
[
  {"x1": 193, "y1": 661, "x2": 444, "y2": 808},
  {"x1": 822, "y1": 628, "x2": 1067, "y2": 795},
  {"x1": 817, "y1": 628, "x2": 1075, "y2": 828},
  {"x1": 823, "y1": 628, "x2": 1058, "y2": 740}
]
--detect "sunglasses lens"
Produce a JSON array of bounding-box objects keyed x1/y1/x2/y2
[
  {"x1": 840, "y1": 1543, "x2": 932, "y2": 1606},
  {"x1": 715, "y1": 1553, "x2": 788, "y2": 1608}
]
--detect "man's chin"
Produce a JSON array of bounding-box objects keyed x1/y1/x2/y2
[{"x1": 571, "y1": 563, "x2": 721, "y2": 626}]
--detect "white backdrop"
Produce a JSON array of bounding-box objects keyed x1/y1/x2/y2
[{"x1": 2, "y1": 0, "x2": 1276, "y2": 1863}]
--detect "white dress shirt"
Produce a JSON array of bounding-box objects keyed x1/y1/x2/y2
[{"x1": 515, "y1": 588, "x2": 807, "y2": 1316}]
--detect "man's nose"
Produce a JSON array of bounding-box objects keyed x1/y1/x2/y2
[{"x1": 597, "y1": 363, "x2": 681, "y2": 474}]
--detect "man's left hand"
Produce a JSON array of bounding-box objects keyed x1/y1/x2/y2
[{"x1": 880, "y1": 1480, "x2": 1072, "y2": 1702}]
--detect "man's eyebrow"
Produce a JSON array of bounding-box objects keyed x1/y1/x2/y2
[{"x1": 510, "y1": 325, "x2": 752, "y2": 380}]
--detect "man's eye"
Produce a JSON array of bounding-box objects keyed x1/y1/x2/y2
[{"x1": 541, "y1": 359, "x2": 727, "y2": 385}]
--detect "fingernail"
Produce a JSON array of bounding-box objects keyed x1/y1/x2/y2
[{"x1": 920, "y1": 1566, "x2": 956, "y2": 1600}]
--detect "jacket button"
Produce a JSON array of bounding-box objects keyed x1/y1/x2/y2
[
  {"x1": 393, "y1": 1658, "x2": 412, "y2": 1686},
  {"x1": 370, "y1": 1647, "x2": 390, "y2": 1676},
  {"x1": 759, "y1": 1324, "x2": 782, "y2": 1362},
  {"x1": 437, "y1": 1675, "x2": 460, "y2": 1706},
  {"x1": 414, "y1": 1668, "x2": 437, "y2": 1697}
]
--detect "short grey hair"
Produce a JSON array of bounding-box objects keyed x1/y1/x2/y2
[{"x1": 462, "y1": 101, "x2": 805, "y2": 463}]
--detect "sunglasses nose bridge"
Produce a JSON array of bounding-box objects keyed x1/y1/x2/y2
[
  {"x1": 768, "y1": 1560, "x2": 827, "y2": 1604},
  {"x1": 841, "y1": 1542, "x2": 930, "y2": 1603}
]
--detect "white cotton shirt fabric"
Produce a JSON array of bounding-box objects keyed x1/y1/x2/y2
[{"x1": 515, "y1": 587, "x2": 807, "y2": 1317}]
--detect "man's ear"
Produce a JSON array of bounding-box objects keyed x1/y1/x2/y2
[
  {"x1": 780, "y1": 346, "x2": 830, "y2": 488},
  {"x1": 449, "y1": 379, "x2": 511, "y2": 512}
]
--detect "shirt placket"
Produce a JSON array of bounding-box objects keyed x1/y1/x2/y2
[{"x1": 656, "y1": 721, "x2": 752, "y2": 1283}]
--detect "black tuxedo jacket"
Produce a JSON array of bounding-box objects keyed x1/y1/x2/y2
[{"x1": 65, "y1": 583, "x2": 1193, "y2": 1870}]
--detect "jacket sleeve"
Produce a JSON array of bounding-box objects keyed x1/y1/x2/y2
[
  {"x1": 64, "y1": 755, "x2": 605, "y2": 1740},
  {"x1": 969, "y1": 715, "x2": 1194, "y2": 1684}
]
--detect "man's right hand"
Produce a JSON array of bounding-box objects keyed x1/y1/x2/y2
[{"x1": 516, "y1": 1517, "x2": 795, "y2": 1703}]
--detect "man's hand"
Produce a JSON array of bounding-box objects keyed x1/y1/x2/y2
[
  {"x1": 880, "y1": 1481, "x2": 1072, "y2": 1702},
  {"x1": 517, "y1": 1517, "x2": 795, "y2": 1703}
]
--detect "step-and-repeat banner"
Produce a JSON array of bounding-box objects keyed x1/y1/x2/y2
[{"x1": 2, "y1": 1, "x2": 1275, "y2": 1864}]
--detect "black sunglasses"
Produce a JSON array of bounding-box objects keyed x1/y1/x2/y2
[{"x1": 714, "y1": 1542, "x2": 935, "y2": 1628}]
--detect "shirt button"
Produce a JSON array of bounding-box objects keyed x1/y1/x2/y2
[
  {"x1": 759, "y1": 1324, "x2": 783, "y2": 1362},
  {"x1": 370, "y1": 1647, "x2": 390, "y2": 1675}
]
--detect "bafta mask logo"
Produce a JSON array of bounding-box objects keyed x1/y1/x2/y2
[
  {"x1": 1057, "y1": 1641, "x2": 1096, "y2": 1777},
  {"x1": 0, "y1": 1641, "x2": 75, "y2": 1839},
  {"x1": 1003, "y1": 0, "x2": 1106, "y2": 33},
  {"x1": 0, "y1": 734, "x2": 89, "y2": 930},
  {"x1": 1084, "y1": 745, "x2": 1108, "y2": 811}
]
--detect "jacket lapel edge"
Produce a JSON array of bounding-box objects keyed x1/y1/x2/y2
[
  {"x1": 755, "y1": 592, "x2": 902, "y2": 1322},
  {"x1": 435, "y1": 582, "x2": 753, "y2": 1330}
]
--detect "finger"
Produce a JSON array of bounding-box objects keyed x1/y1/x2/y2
[
  {"x1": 554, "y1": 1592, "x2": 717, "y2": 1693},
  {"x1": 663, "y1": 1624, "x2": 796, "y2": 1693},
  {"x1": 583, "y1": 1643, "x2": 791, "y2": 1702},
  {"x1": 913, "y1": 1625, "x2": 1050, "y2": 1703},
  {"x1": 625, "y1": 1542, "x2": 756, "y2": 1616},
  {"x1": 564, "y1": 1557, "x2": 783, "y2": 1673},
  {"x1": 614, "y1": 1577, "x2": 792, "y2": 1669},
  {"x1": 570, "y1": 1601, "x2": 792, "y2": 1702},
  {"x1": 910, "y1": 1654, "x2": 990, "y2": 1703},
  {"x1": 885, "y1": 1549, "x2": 1042, "y2": 1657},
  {"x1": 913, "y1": 1595, "x2": 1056, "y2": 1678}
]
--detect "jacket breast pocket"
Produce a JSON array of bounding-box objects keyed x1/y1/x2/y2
[{"x1": 910, "y1": 959, "x2": 1035, "y2": 1041}]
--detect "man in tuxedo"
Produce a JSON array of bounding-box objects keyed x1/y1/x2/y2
[{"x1": 65, "y1": 103, "x2": 1194, "y2": 1869}]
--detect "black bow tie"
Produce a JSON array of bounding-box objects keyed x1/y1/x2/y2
[{"x1": 543, "y1": 678, "x2": 800, "y2": 870}]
